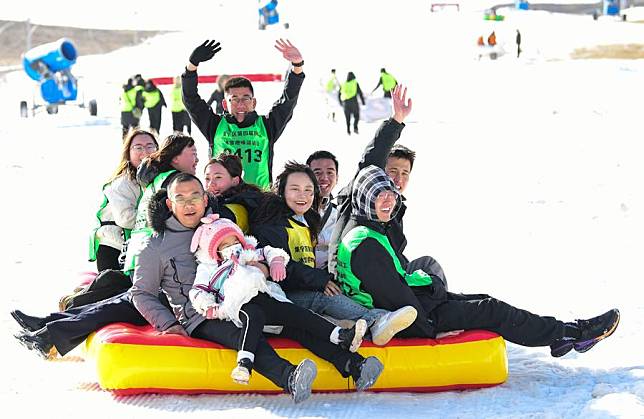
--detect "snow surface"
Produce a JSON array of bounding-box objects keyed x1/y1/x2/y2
[{"x1": 1, "y1": 1, "x2": 643, "y2": 418}]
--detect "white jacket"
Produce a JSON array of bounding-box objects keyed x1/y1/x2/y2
[
  {"x1": 96, "y1": 175, "x2": 142, "y2": 250},
  {"x1": 190, "y1": 245, "x2": 290, "y2": 327}
]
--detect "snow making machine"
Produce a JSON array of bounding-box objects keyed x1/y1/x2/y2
[{"x1": 20, "y1": 38, "x2": 97, "y2": 117}]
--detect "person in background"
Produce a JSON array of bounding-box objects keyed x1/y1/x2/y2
[
  {"x1": 371, "y1": 68, "x2": 397, "y2": 98},
  {"x1": 339, "y1": 71, "x2": 365, "y2": 135},
  {"x1": 325, "y1": 69, "x2": 340, "y2": 122},
  {"x1": 142, "y1": 79, "x2": 166, "y2": 135},
  {"x1": 171, "y1": 76, "x2": 192, "y2": 134},
  {"x1": 207, "y1": 74, "x2": 230, "y2": 114}
]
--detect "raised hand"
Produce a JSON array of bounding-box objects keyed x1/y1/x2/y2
[
  {"x1": 392, "y1": 84, "x2": 412, "y2": 123},
  {"x1": 189, "y1": 40, "x2": 222, "y2": 67},
  {"x1": 274, "y1": 39, "x2": 302, "y2": 63}
]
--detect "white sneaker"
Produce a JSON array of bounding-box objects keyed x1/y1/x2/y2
[
  {"x1": 231, "y1": 365, "x2": 251, "y2": 385},
  {"x1": 370, "y1": 306, "x2": 417, "y2": 346}
]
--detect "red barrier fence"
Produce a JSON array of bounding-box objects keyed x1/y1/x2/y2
[{"x1": 149, "y1": 73, "x2": 283, "y2": 85}]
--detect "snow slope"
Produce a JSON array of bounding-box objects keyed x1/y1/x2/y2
[{"x1": 1, "y1": 2, "x2": 643, "y2": 418}]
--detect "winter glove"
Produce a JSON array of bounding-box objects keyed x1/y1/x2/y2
[
  {"x1": 189, "y1": 40, "x2": 222, "y2": 67},
  {"x1": 269, "y1": 257, "x2": 287, "y2": 282},
  {"x1": 203, "y1": 304, "x2": 220, "y2": 319}
]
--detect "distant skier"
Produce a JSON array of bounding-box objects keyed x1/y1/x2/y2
[
  {"x1": 516, "y1": 29, "x2": 522, "y2": 58},
  {"x1": 339, "y1": 71, "x2": 365, "y2": 135}
]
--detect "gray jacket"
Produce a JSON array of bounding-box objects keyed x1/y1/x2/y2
[{"x1": 130, "y1": 190, "x2": 207, "y2": 335}]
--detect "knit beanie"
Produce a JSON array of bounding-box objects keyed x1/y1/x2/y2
[{"x1": 190, "y1": 214, "x2": 253, "y2": 262}]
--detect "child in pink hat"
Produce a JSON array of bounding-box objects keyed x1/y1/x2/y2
[{"x1": 190, "y1": 214, "x2": 372, "y2": 386}]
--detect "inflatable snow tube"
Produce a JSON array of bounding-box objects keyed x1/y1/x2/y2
[{"x1": 84, "y1": 323, "x2": 508, "y2": 395}]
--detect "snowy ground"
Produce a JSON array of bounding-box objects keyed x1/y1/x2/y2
[{"x1": 1, "y1": 2, "x2": 643, "y2": 418}]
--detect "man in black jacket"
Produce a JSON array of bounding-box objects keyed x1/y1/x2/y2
[
  {"x1": 329, "y1": 85, "x2": 448, "y2": 290},
  {"x1": 182, "y1": 39, "x2": 305, "y2": 190}
]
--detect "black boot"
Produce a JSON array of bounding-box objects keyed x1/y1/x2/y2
[
  {"x1": 14, "y1": 328, "x2": 54, "y2": 359},
  {"x1": 348, "y1": 356, "x2": 384, "y2": 391},
  {"x1": 338, "y1": 319, "x2": 367, "y2": 352},
  {"x1": 10, "y1": 310, "x2": 46, "y2": 333}
]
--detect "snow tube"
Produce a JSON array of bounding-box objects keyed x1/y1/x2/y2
[{"x1": 84, "y1": 323, "x2": 508, "y2": 395}]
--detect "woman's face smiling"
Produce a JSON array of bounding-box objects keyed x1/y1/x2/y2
[{"x1": 283, "y1": 172, "x2": 314, "y2": 216}]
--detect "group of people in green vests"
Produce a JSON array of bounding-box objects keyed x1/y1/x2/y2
[
  {"x1": 12, "y1": 37, "x2": 620, "y2": 404},
  {"x1": 325, "y1": 67, "x2": 398, "y2": 135},
  {"x1": 121, "y1": 73, "x2": 194, "y2": 138}
]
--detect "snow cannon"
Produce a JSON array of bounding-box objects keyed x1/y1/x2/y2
[
  {"x1": 19, "y1": 38, "x2": 96, "y2": 117},
  {"x1": 22, "y1": 38, "x2": 78, "y2": 104}
]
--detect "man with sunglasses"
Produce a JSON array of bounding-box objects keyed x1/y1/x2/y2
[{"x1": 182, "y1": 39, "x2": 305, "y2": 190}]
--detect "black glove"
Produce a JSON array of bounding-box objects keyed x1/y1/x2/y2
[{"x1": 189, "y1": 40, "x2": 222, "y2": 66}]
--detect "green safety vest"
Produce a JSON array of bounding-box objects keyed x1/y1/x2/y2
[
  {"x1": 142, "y1": 89, "x2": 161, "y2": 108},
  {"x1": 88, "y1": 182, "x2": 139, "y2": 261},
  {"x1": 381, "y1": 72, "x2": 397, "y2": 92},
  {"x1": 336, "y1": 225, "x2": 432, "y2": 308},
  {"x1": 126, "y1": 86, "x2": 142, "y2": 108},
  {"x1": 340, "y1": 79, "x2": 358, "y2": 101},
  {"x1": 171, "y1": 85, "x2": 185, "y2": 112},
  {"x1": 326, "y1": 76, "x2": 338, "y2": 93},
  {"x1": 121, "y1": 89, "x2": 135, "y2": 112},
  {"x1": 122, "y1": 170, "x2": 176, "y2": 273},
  {"x1": 213, "y1": 118, "x2": 270, "y2": 190}
]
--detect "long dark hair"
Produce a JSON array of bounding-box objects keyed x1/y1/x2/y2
[
  {"x1": 146, "y1": 133, "x2": 195, "y2": 173},
  {"x1": 252, "y1": 161, "x2": 321, "y2": 242}
]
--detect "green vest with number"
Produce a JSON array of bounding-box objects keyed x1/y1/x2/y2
[
  {"x1": 213, "y1": 118, "x2": 270, "y2": 190},
  {"x1": 340, "y1": 79, "x2": 358, "y2": 101},
  {"x1": 122, "y1": 170, "x2": 176, "y2": 273},
  {"x1": 336, "y1": 225, "x2": 432, "y2": 308},
  {"x1": 381, "y1": 72, "x2": 397, "y2": 92},
  {"x1": 171, "y1": 85, "x2": 185, "y2": 112}
]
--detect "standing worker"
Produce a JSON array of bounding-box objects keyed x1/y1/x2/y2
[
  {"x1": 516, "y1": 29, "x2": 522, "y2": 58},
  {"x1": 325, "y1": 69, "x2": 340, "y2": 122},
  {"x1": 371, "y1": 68, "x2": 397, "y2": 98},
  {"x1": 171, "y1": 76, "x2": 191, "y2": 134},
  {"x1": 120, "y1": 78, "x2": 139, "y2": 137},
  {"x1": 142, "y1": 79, "x2": 166, "y2": 135},
  {"x1": 339, "y1": 71, "x2": 365, "y2": 135}
]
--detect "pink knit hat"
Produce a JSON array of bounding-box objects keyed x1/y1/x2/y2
[{"x1": 190, "y1": 214, "x2": 253, "y2": 262}]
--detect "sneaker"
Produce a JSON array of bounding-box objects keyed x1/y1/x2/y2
[
  {"x1": 350, "y1": 356, "x2": 384, "y2": 391},
  {"x1": 231, "y1": 358, "x2": 253, "y2": 385},
  {"x1": 370, "y1": 306, "x2": 417, "y2": 346},
  {"x1": 573, "y1": 309, "x2": 620, "y2": 353},
  {"x1": 10, "y1": 310, "x2": 45, "y2": 333},
  {"x1": 14, "y1": 330, "x2": 54, "y2": 360},
  {"x1": 338, "y1": 319, "x2": 367, "y2": 352},
  {"x1": 287, "y1": 359, "x2": 317, "y2": 404},
  {"x1": 354, "y1": 128, "x2": 359, "y2": 134},
  {"x1": 550, "y1": 337, "x2": 575, "y2": 358}
]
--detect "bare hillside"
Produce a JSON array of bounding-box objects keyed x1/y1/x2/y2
[{"x1": 0, "y1": 20, "x2": 165, "y2": 69}]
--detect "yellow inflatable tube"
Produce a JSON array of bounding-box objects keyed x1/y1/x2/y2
[{"x1": 84, "y1": 323, "x2": 508, "y2": 395}]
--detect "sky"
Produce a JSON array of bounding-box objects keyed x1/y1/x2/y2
[{"x1": 1, "y1": 2, "x2": 643, "y2": 418}]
